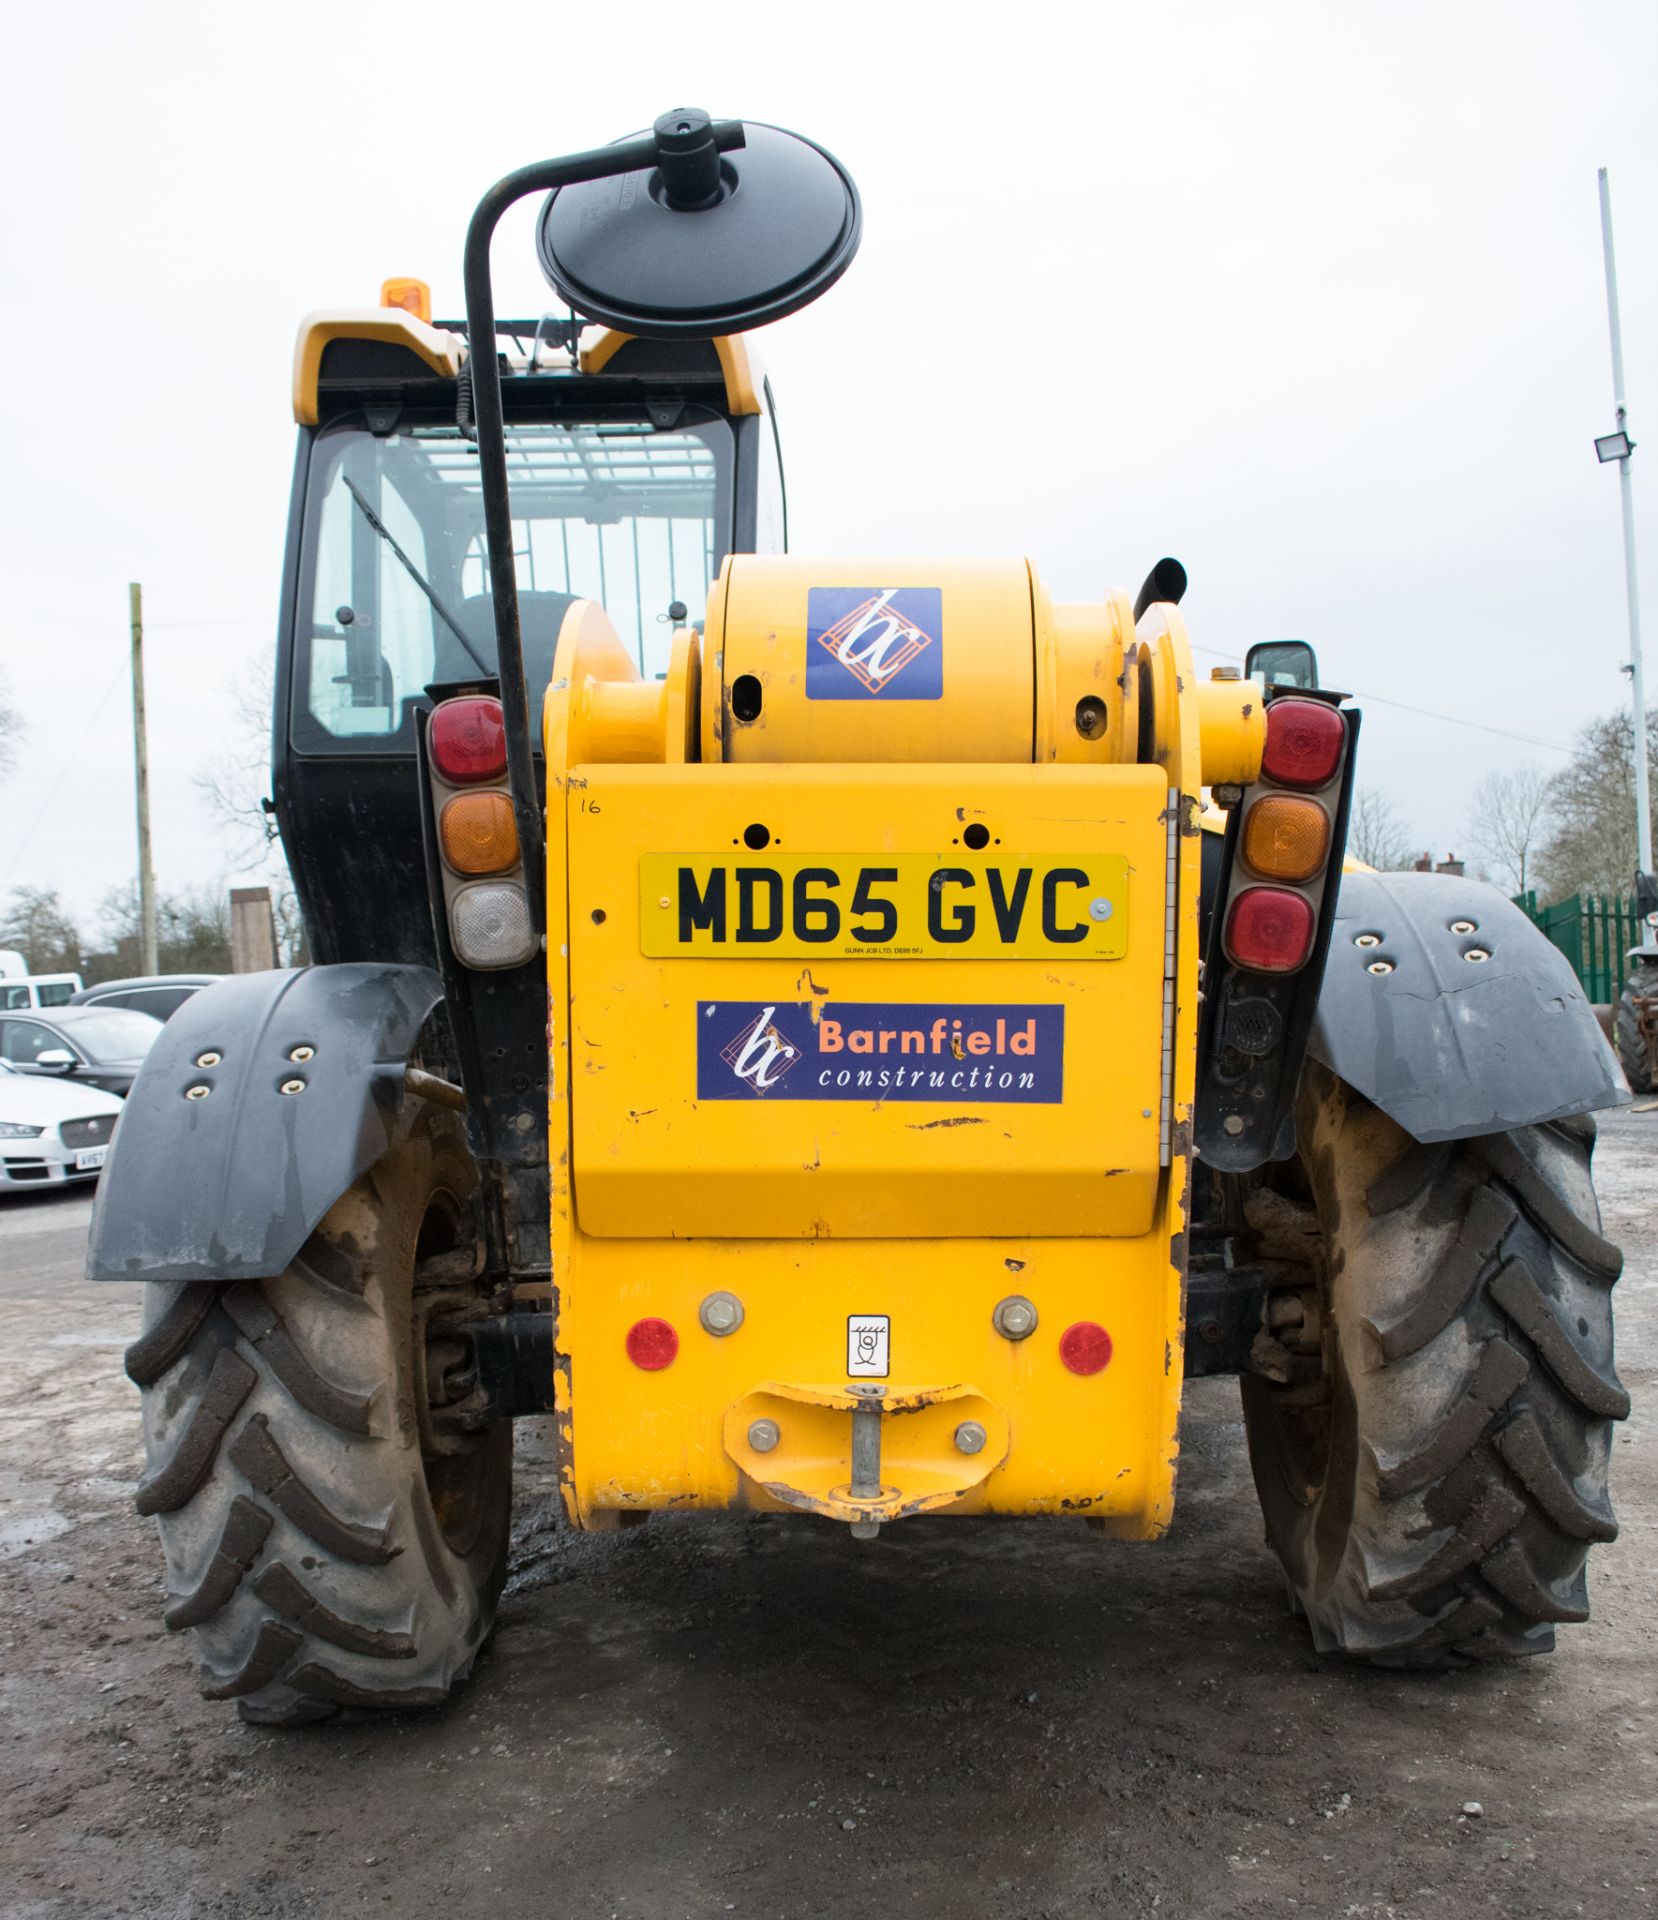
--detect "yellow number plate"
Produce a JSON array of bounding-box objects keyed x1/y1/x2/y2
[{"x1": 637, "y1": 854, "x2": 1129, "y2": 960}]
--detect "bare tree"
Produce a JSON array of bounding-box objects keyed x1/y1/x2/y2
[
  {"x1": 194, "y1": 645, "x2": 307, "y2": 964},
  {"x1": 0, "y1": 666, "x2": 25, "y2": 781},
  {"x1": 194, "y1": 645, "x2": 280, "y2": 869},
  {"x1": 1535, "y1": 706, "x2": 1658, "y2": 901},
  {"x1": 1467, "y1": 761, "x2": 1553, "y2": 897},
  {"x1": 98, "y1": 882, "x2": 233, "y2": 976},
  {"x1": 0, "y1": 886, "x2": 83, "y2": 973},
  {"x1": 1347, "y1": 786, "x2": 1415, "y2": 871}
]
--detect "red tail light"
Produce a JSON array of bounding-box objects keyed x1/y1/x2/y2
[
  {"x1": 430, "y1": 697, "x2": 507, "y2": 785},
  {"x1": 1261, "y1": 698, "x2": 1344, "y2": 790},
  {"x1": 1225, "y1": 886, "x2": 1316, "y2": 973}
]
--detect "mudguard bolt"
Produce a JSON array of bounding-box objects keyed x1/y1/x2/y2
[
  {"x1": 699, "y1": 1291, "x2": 745, "y2": 1336},
  {"x1": 194, "y1": 1050, "x2": 221, "y2": 1069},
  {"x1": 1223, "y1": 1114, "x2": 1245, "y2": 1136},
  {"x1": 954, "y1": 1420, "x2": 988, "y2": 1456},
  {"x1": 279, "y1": 1078, "x2": 306, "y2": 1095},
  {"x1": 184, "y1": 1084, "x2": 210, "y2": 1101},
  {"x1": 288, "y1": 1044, "x2": 315, "y2": 1062},
  {"x1": 992, "y1": 1295, "x2": 1038, "y2": 1341},
  {"x1": 747, "y1": 1418, "x2": 780, "y2": 1453}
]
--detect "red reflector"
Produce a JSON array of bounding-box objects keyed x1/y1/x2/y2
[
  {"x1": 430, "y1": 697, "x2": 507, "y2": 785},
  {"x1": 1261, "y1": 698, "x2": 1344, "y2": 789},
  {"x1": 625, "y1": 1318, "x2": 678, "y2": 1371},
  {"x1": 1225, "y1": 886, "x2": 1316, "y2": 973},
  {"x1": 1059, "y1": 1321, "x2": 1114, "y2": 1375}
]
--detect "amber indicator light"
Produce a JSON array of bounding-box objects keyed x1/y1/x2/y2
[
  {"x1": 440, "y1": 791, "x2": 519, "y2": 876},
  {"x1": 1242, "y1": 794, "x2": 1330, "y2": 883}
]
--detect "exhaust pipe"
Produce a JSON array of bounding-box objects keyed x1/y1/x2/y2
[{"x1": 1133, "y1": 556, "x2": 1188, "y2": 622}]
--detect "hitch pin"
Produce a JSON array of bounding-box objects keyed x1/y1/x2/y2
[{"x1": 849, "y1": 1390, "x2": 883, "y2": 1542}]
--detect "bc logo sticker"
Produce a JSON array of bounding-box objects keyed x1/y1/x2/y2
[
  {"x1": 697, "y1": 1002, "x2": 1064, "y2": 1102},
  {"x1": 806, "y1": 587, "x2": 943, "y2": 700}
]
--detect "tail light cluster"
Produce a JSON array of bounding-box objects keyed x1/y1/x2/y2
[
  {"x1": 1197, "y1": 689, "x2": 1358, "y2": 1170},
  {"x1": 426, "y1": 696, "x2": 539, "y2": 971},
  {"x1": 1221, "y1": 698, "x2": 1348, "y2": 975}
]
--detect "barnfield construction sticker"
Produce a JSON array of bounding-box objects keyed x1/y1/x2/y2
[{"x1": 695, "y1": 1001, "x2": 1064, "y2": 1102}]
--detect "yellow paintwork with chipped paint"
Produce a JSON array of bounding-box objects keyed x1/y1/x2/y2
[{"x1": 541, "y1": 559, "x2": 1258, "y2": 1538}]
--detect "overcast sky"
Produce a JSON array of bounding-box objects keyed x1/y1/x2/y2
[{"x1": 1, "y1": 1, "x2": 1654, "y2": 930}]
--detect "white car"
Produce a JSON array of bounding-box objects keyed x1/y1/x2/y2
[{"x1": 0, "y1": 1058, "x2": 124, "y2": 1193}]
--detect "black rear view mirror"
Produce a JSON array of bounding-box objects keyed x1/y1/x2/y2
[{"x1": 1246, "y1": 640, "x2": 1319, "y2": 691}]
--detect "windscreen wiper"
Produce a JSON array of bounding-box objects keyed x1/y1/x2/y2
[{"x1": 341, "y1": 476, "x2": 491, "y2": 676}]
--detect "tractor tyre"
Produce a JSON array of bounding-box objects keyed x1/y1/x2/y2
[
  {"x1": 1241, "y1": 1063, "x2": 1627, "y2": 1665},
  {"x1": 123, "y1": 1100, "x2": 512, "y2": 1723},
  {"x1": 1613, "y1": 962, "x2": 1657, "y2": 1094}
]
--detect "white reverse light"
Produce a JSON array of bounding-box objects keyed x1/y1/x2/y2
[{"x1": 449, "y1": 882, "x2": 537, "y2": 970}]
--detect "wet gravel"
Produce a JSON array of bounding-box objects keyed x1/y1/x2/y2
[{"x1": 1, "y1": 1110, "x2": 1654, "y2": 1918}]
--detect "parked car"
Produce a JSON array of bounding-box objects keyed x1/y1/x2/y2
[
  {"x1": 0, "y1": 1006, "x2": 163, "y2": 1099},
  {"x1": 0, "y1": 1059, "x2": 124, "y2": 1191},
  {"x1": 70, "y1": 973, "x2": 222, "y2": 1023}
]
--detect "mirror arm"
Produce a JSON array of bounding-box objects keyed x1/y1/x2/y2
[{"x1": 461, "y1": 122, "x2": 747, "y2": 919}]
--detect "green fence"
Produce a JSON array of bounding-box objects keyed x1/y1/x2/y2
[{"x1": 1512, "y1": 891, "x2": 1641, "y2": 1002}]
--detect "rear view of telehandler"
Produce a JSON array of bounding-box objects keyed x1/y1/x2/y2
[{"x1": 90, "y1": 111, "x2": 1630, "y2": 1723}]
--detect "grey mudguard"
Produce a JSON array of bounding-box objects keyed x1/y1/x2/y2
[
  {"x1": 1308, "y1": 871, "x2": 1629, "y2": 1144},
  {"x1": 88, "y1": 963, "x2": 444, "y2": 1282}
]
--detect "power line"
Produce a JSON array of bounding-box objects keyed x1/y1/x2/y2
[
  {"x1": 1186, "y1": 642, "x2": 1575, "y2": 757},
  {"x1": 0, "y1": 657, "x2": 130, "y2": 891},
  {"x1": 147, "y1": 617, "x2": 270, "y2": 631}
]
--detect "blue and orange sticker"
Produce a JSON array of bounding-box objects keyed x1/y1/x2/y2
[{"x1": 805, "y1": 588, "x2": 943, "y2": 700}]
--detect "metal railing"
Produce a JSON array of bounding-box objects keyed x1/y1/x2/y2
[{"x1": 1513, "y1": 890, "x2": 1642, "y2": 1002}]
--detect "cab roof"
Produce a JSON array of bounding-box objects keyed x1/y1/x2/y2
[{"x1": 292, "y1": 310, "x2": 762, "y2": 426}]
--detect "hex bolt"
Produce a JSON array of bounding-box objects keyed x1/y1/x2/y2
[
  {"x1": 954, "y1": 1420, "x2": 987, "y2": 1456},
  {"x1": 1223, "y1": 1114, "x2": 1245, "y2": 1136},
  {"x1": 699, "y1": 1291, "x2": 745, "y2": 1337},
  {"x1": 747, "y1": 1418, "x2": 780, "y2": 1453},
  {"x1": 992, "y1": 1295, "x2": 1039, "y2": 1341},
  {"x1": 278, "y1": 1078, "x2": 307, "y2": 1095},
  {"x1": 849, "y1": 1518, "x2": 882, "y2": 1541},
  {"x1": 288, "y1": 1044, "x2": 315, "y2": 1063},
  {"x1": 184, "y1": 1084, "x2": 211, "y2": 1101},
  {"x1": 1089, "y1": 898, "x2": 1114, "y2": 922},
  {"x1": 194, "y1": 1050, "x2": 222, "y2": 1069}
]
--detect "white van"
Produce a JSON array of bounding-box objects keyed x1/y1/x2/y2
[{"x1": 0, "y1": 973, "x2": 85, "y2": 1011}]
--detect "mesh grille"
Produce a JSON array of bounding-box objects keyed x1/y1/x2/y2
[{"x1": 59, "y1": 1115, "x2": 116, "y2": 1151}]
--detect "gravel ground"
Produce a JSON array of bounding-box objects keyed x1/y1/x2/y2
[{"x1": 1, "y1": 1109, "x2": 1654, "y2": 1919}]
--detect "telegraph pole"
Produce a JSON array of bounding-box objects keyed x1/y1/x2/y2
[
  {"x1": 1595, "y1": 168, "x2": 1652, "y2": 882},
  {"x1": 129, "y1": 582, "x2": 158, "y2": 975}
]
